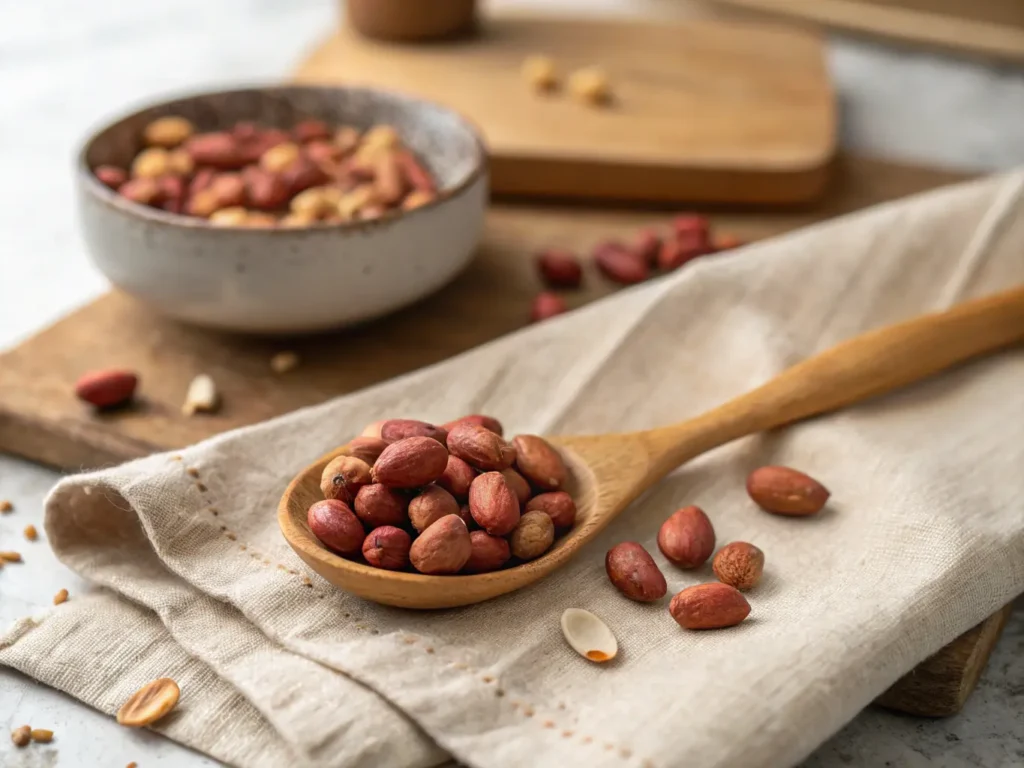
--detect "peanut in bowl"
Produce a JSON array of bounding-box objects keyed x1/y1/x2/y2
[{"x1": 76, "y1": 85, "x2": 487, "y2": 334}]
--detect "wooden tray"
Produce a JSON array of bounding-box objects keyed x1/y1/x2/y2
[
  {"x1": 0, "y1": 155, "x2": 1011, "y2": 718},
  {"x1": 704, "y1": 0, "x2": 1024, "y2": 63},
  {"x1": 292, "y1": 12, "x2": 836, "y2": 205}
]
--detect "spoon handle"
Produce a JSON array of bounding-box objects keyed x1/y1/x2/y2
[{"x1": 643, "y1": 284, "x2": 1024, "y2": 473}]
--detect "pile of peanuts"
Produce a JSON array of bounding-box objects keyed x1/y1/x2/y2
[
  {"x1": 605, "y1": 465, "x2": 830, "y2": 630},
  {"x1": 307, "y1": 416, "x2": 576, "y2": 575},
  {"x1": 531, "y1": 214, "x2": 744, "y2": 321},
  {"x1": 93, "y1": 116, "x2": 438, "y2": 228}
]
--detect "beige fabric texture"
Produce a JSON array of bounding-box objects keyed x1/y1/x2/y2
[{"x1": 3, "y1": 170, "x2": 1024, "y2": 768}]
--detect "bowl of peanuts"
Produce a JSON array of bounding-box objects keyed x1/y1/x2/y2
[{"x1": 76, "y1": 85, "x2": 487, "y2": 334}]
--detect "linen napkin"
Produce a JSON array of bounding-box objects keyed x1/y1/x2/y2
[{"x1": 3, "y1": 170, "x2": 1023, "y2": 768}]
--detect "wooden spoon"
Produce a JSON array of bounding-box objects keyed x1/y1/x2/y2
[{"x1": 279, "y1": 285, "x2": 1024, "y2": 609}]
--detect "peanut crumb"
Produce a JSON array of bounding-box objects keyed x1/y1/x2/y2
[
  {"x1": 53, "y1": 588, "x2": 69, "y2": 605},
  {"x1": 187, "y1": 467, "x2": 200, "y2": 478},
  {"x1": 0, "y1": 551, "x2": 22, "y2": 563},
  {"x1": 24, "y1": 524, "x2": 38, "y2": 541},
  {"x1": 30, "y1": 728, "x2": 53, "y2": 743},
  {"x1": 127, "y1": 763, "x2": 138, "y2": 768},
  {"x1": 270, "y1": 351, "x2": 301, "y2": 374},
  {"x1": 543, "y1": 720, "x2": 555, "y2": 728},
  {"x1": 226, "y1": 532, "x2": 237, "y2": 541},
  {"x1": 0, "y1": 500, "x2": 12, "y2": 513}
]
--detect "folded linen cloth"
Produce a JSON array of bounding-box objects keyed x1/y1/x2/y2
[{"x1": 3, "y1": 170, "x2": 1023, "y2": 768}]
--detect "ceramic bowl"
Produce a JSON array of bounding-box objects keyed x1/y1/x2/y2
[{"x1": 76, "y1": 85, "x2": 487, "y2": 334}]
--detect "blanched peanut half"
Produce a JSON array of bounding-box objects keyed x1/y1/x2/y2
[
  {"x1": 522, "y1": 54, "x2": 558, "y2": 91},
  {"x1": 143, "y1": 116, "x2": 195, "y2": 148},
  {"x1": 569, "y1": 67, "x2": 611, "y2": 106},
  {"x1": 116, "y1": 678, "x2": 180, "y2": 727}
]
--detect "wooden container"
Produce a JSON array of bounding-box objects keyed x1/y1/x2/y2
[{"x1": 346, "y1": 0, "x2": 478, "y2": 42}]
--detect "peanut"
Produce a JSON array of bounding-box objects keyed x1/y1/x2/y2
[
  {"x1": 522, "y1": 54, "x2": 559, "y2": 91},
  {"x1": 380, "y1": 419, "x2": 448, "y2": 445},
  {"x1": 442, "y1": 414, "x2": 504, "y2": 436},
  {"x1": 353, "y1": 484, "x2": 409, "y2": 528},
  {"x1": 746, "y1": 466, "x2": 830, "y2": 516},
  {"x1": 131, "y1": 147, "x2": 172, "y2": 178},
  {"x1": 346, "y1": 437, "x2": 389, "y2": 466},
  {"x1": 447, "y1": 422, "x2": 516, "y2": 472},
  {"x1": 116, "y1": 678, "x2": 180, "y2": 727},
  {"x1": 606, "y1": 542, "x2": 667, "y2": 602},
  {"x1": 143, "y1": 116, "x2": 195, "y2": 147},
  {"x1": 657, "y1": 506, "x2": 715, "y2": 569},
  {"x1": 185, "y1": 132, "x2": 246, "y2": 169},
  {"x1": 259, "y1": 141, "x2": 301, "y2": 174},
  {"x1": 463, "y1": 531, "x2": 511, "y2": 574},
  {"x1": 569, "y1": 67, "x2": 611, "y2": 106},
  {"x1": 437, "y1": 455, "x2": 476, "y2": 500},
  {"x1": 525, "y1": 491, "x2": 576, "y2": 529},
  {"x1": 95, "y1": 165, "x2": 127, "y2": 189},
  {"x1": 74, "y1": 369, "x2": 138, "y2": 408},
  {"x1": 713, "y1": 542, "x2": 764, "y2": 591},
  {"x1": 321, "y1": 455, "x2": 373, "y2": 504},
  {"x1": 509, "y1": 510, "x2": 554, "y2": 560},
  {"x1": 669, "y1": 583, "x2": 750, "y2": 630},
  {"x1": 500, "y1": 468, "x2": 531, "y2": 506},
  {"x1": 530, "y1": 292, "x2": 567, "y2": 322},
  {"x1": 468, "y1": 472, "x2": 520, "y2": 536},
  {"x1": 372, "y1": 436, "x2": 449, "y2": 488},
  {"x1": 536, "y1": 249, "x2": 583, "y2": 289},
  {"x1": 408, "y1": 485, "x2": 460, "y2": 533},
  {"x1": 512, "y1": 434, "x2": 566, "y2": 491},
  {"x1": 293, "y1": 119, "x2": 332, "y2": 143},
  {"x1": 595, "y1": 243, "x2": 649, "y2": 284},
  {"x1": 208, "y1": 207, "x2": 249, "y2": 227},
  {"x1": 307, "y1": 499, "x2": 365, "y2": 556},
  {"x1": 243, "y1": 166, "x2": 290, "y2": 211},
  {"x1": 118, "y1": 178, "x2": 162, "y2": 205},
  {"x1": 11, "y1": 725, "x2": 30, "y2": 747},
  {"x1": 362, "y1": 525, "x2": 412, "y2": 570},
  {"x1": 409, "y1": 514, "x2": 471, "y2": 574}
]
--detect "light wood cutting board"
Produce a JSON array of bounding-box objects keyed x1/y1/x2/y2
[
  {"x1": 292, "y1": 12, "x2": 836, "y2": 204},
  {"x1": 0, "y1": 155, "x2": 1012, "y2": 718}
]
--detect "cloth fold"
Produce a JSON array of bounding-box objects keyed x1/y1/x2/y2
[{"x1": 3, "y1": 170, "x2": 1024, "y2": 768}]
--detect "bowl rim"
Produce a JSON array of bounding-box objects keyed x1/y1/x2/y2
[{"x1": 76, "y1": 83, "x2": 488, "y2": 234}]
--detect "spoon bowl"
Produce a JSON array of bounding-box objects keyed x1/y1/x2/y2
[{"x1": 278, "y1": 286, "x2": 1024, "y2": 608}]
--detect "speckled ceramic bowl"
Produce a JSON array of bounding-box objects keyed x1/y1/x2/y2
[{"x1": 77, "y1": 85, "x2": 487, "y2": 334}]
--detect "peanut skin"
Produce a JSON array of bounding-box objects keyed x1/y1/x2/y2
[
  {"x1": 409, "y1": 515, "x2": 471, "y2": 575},
  {"x1": 462, "y1": 531, "x2": 511, "y2": 574},
  {"x1": 308, "y1": 500, "x2": 365, "y2": 556},
  {"x1": 442, "y1": 414, "x2": 504, "y2": 436},
  {"x1": 605, "y1": 542, "x2": 667, "y2": 602},
  {"x1": 746, "y1": 466, "x2": 830, "y2": 516},
  {"x1": 713, "y1": 542, "x2": 764, "y2": 591},
  {"x1": 657, "y1": 505, "x2": 715, "y2": 569},
  {"x1": 500, "y1": 468, "x2": 531, "y2": 507},
  {"x1": 362, "y1": 525, "x2": 412, "y2": 570},
  {"x1": 468, "y1": 472, "x2": 521, "y2": 536}
]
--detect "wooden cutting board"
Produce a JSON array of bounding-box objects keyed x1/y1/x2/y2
[
  {"x1": 292, "y1": 12, "x2": 836, "y2": 204},
  {"x1": 0, "y1": 154, "x2": 1013, "y2": 718},
  {"x1": 705, "y1": 0, "x2": 1024, "y2": 63}
]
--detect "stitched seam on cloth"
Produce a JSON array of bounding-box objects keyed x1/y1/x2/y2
[{"x1": 178, "y1": 459, "x2": 654, "y2": 766}]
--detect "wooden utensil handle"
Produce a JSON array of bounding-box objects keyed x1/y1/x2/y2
[{"x1": 645, "y1": 285, "x2": 1024, "y2": 472}]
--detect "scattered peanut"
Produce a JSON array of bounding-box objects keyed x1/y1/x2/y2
[
  {"x1": 23, "y1": 524, "x2": 38, "y2": 541},
  {"x1": 30, "y1": 729, "x2": 53, "y2": 743},
  {"x1": 131, "y1": 148, "x2": 172, "y2": 179},
  {"x1": 713, "y1": 542, "x2": 764, "y2": 591},
  {"x1": 75, "y1": 369, "x2": 138, "y2": 409},
  {"x1": 181, "y1": 374, "x2": 219, "y2": 416},
  {"x1": 11, "y1": 725, "x2": 30, "y2": 747},
  {"x1": 522, "y1": 54, "x2": 559, "y2": 91},
  {"x1": 270, "y1": 351, "x2": 301, "y2": 374},
  {"x1": 117, "y1": 677, "x2": 181, "y2": 727},
  {"x1": 747, "y1": 466, "x2": 830, "y2": 516},
  {"x1": 0, "y1": 551, "x2": 23, "y2": 563},
  {"x1": 569, "y1": 67, "x2": 611, "y2": 106},
  {"x1": 53, "y1": 588, "x2": 69, "y2": 605},
  {"x1": 0, "y1": 499, "x2": 12, "y2": 513}
]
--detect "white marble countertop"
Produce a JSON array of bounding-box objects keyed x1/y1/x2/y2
[{"x1": 1, "y1": 1, "x2": 1022, "y2": 766}]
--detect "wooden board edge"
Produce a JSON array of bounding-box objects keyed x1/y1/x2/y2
[
  {"x1": 875, "y1": 603, "x2": 1014, "y2": 717},
  {"x1": 705, "y1": 0, "x2": 1024, "y2": 64}
]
